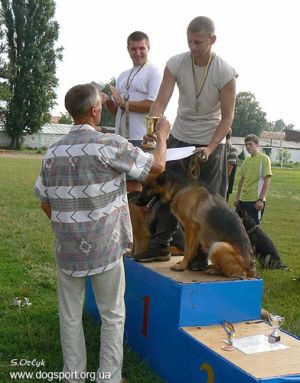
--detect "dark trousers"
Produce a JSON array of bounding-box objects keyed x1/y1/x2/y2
[
  {"x1": 226, "y1": 165, "x2": 237, "y2": 202},
  {"x1": 149, "y1": 135, "x2": 227, "y2": 248}
]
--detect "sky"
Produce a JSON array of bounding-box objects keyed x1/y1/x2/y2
[{"x1": 53, "y1": 0, "x2": 300, "y2": 129}]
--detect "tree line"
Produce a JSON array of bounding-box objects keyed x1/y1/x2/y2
[
  {"x1": 97, "y1": 85, "x2": 295, "y2": 138},
  {"x1": 232, "y1": 92, "x2": 294, "y2": 137},
  {"x1": 0, "y1": 1, "x2": 294, "y2": 149},
  {"x1": 0, "y1": 0, "x2": 62, "y2": 149}
]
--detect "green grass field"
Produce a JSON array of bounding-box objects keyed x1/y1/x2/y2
[
  {"x1": 231, "y1": 167, "x2": 300, "y2": 336},
  {"x1": 0, "y1": 157, "x2": 299, "y2": 382}
]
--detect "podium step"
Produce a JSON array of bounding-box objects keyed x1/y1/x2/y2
[
  {"x1": 183, "y1": 321, "x2": 300, "y2": 381},
  {"x1": 124, "y1": 256, "x2": 263, "y2": 328},
  {"x1": 85, "y1": 256, "x2": 300, "y2": 382}
]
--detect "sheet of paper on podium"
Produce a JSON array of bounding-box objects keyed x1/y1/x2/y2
[
  {"x1": 166, "y1": 146, "x2": 196, "y2": 161},
  {"x1": 233, "y1": 334, "x2": 290, "y2": 354}
]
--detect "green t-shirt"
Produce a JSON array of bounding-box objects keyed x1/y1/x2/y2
[{"x1": 240, "y1": 152, "x2": 272, "y2": 201}]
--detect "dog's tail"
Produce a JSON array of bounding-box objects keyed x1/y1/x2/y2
[{"x1": 208, "y1": 242, "x2": 250, "y2": 278}]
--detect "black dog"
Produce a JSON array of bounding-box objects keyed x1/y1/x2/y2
[{"x1": 236, "y1": 208, "x2": 287, "y2": 269}]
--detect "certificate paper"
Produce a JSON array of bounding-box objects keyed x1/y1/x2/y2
[
  {"x1": 232, "y1": 335, "x2": 290, "y2": 354},
  {"x1": 166, "y1": 146, "x2": 196, "y2": 162}
]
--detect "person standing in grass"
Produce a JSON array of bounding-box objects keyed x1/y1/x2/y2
[
  {"x1": 235, "y1": 134, "x2": 272, "y2": 224},
  {"x1": 34, "y1": 83, "x2": 169, "y2": 383}
]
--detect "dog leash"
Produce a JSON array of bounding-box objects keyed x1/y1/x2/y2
[
  {"x1": 247, "y1": 225, "x2": 259, "y2": 234},
  {"x1": 188, "y1": 149, "x2": 208, "y2": 179}
]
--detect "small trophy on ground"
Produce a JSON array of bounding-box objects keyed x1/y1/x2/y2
[
  {"x1": 144, "y1": 115, "x2": 160, "y2": 149},
  {"x1": 221, "y1": 321, "x2": 235, "y2": 351},
  {"x1": 268, "y1": 314, "x2": 284, "y2": 343}
]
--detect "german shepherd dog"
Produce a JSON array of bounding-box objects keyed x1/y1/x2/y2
[
  {"x1": 141, "y1": 171, "x2": 256, "y2": 278},
  {"x1": 236, "y1": 208, "x2": 287, "y2": 269}
]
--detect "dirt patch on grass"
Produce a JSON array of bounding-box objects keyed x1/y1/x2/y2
[{"x1": 0, "y1": 150, "x2": 43, "y2": 159}]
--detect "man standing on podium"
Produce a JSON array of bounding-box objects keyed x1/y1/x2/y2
[{"x1": 134, "y1": 16, "x2": 238, "y2": 271}]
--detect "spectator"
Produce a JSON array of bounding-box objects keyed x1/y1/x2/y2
[{"x1": 235, "y1": 134, "x2": 272, "y2": 224}]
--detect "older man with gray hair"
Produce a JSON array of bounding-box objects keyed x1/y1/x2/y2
[{"x1": 34, "y1": 83, "x2": 169, "y2": 383}]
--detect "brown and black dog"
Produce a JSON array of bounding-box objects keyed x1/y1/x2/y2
[
  {"x1": 128, "y1": 192, "x2": 153, "y2": 255},
  {"x1": 141, "y1": 171, "x2": 256, "y2": 278},
  {"x1": 128, "y1": 192, "x2": 183, "y2": 256}
]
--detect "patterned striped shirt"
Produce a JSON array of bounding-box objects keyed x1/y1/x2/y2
[{"x1": 34, "y1": 124, "x2": 153, "y2": 276}]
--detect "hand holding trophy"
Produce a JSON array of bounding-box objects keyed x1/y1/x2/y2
[{"x1": 143, "y1": 115, "x2": 161, "y2": 150}]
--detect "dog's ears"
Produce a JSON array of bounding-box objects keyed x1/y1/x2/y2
[
  {"x1": 236, "y1": 207, "x2": 246, "y2": 219},
  {"x1": 236, "y1": 208, "x2": 257, "y2": 226}
]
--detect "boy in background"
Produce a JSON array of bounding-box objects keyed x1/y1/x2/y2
[{"x1": 235, "y1": 134, "x2": 272, "y2": 224}]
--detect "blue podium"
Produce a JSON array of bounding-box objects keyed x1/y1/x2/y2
[{"x1": 85, "y1": 256, "x2": 300, "y2": 383}]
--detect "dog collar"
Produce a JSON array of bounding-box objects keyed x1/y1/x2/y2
[{"x1": 247, "y1": 225, "x2": 259, "y2": 234}]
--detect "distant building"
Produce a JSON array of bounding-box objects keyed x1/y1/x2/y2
[
  {"x1": 1, "y1": 125, "x2": 300, "y2": 163},
  {"x1": 0, "y1": 123, "x2": 71, "y2": 149},
  {"x1": 23, "y1": 124, "x2": 71, "y2": 148},
  {"x1": 50, "y1": 116, "x2": 61, "y2": 124},
  {"x1": 0, "y1": 123, "x2": 113, "y2": 149},
  {"x1": 285, "y1": 128, "x2": 300, "y2": 143},
  {"x1": 260, "y1": 131, "x2": 284, "y2": 141},
  {"x1": 260, "y1": 127, "x2": 300, "y2": 143},
  {"x1": 232, "y1": 133, "x2": 300, "y2": 163}
]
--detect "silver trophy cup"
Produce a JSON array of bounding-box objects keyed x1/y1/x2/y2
[
  {"x1": 268, "y1": 314, "x2": 284, "y2": 343},
  {"x1": 221, "y1": 321, "x2": 235, "y2": 351}
]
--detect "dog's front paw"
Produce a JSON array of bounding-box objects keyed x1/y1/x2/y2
[
  {"x1": 204, "y1": 265, "x2": 221, "y2": 275},
  {"x1": 171, "y1": 261, "x2": 187, "y2": 272}
]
